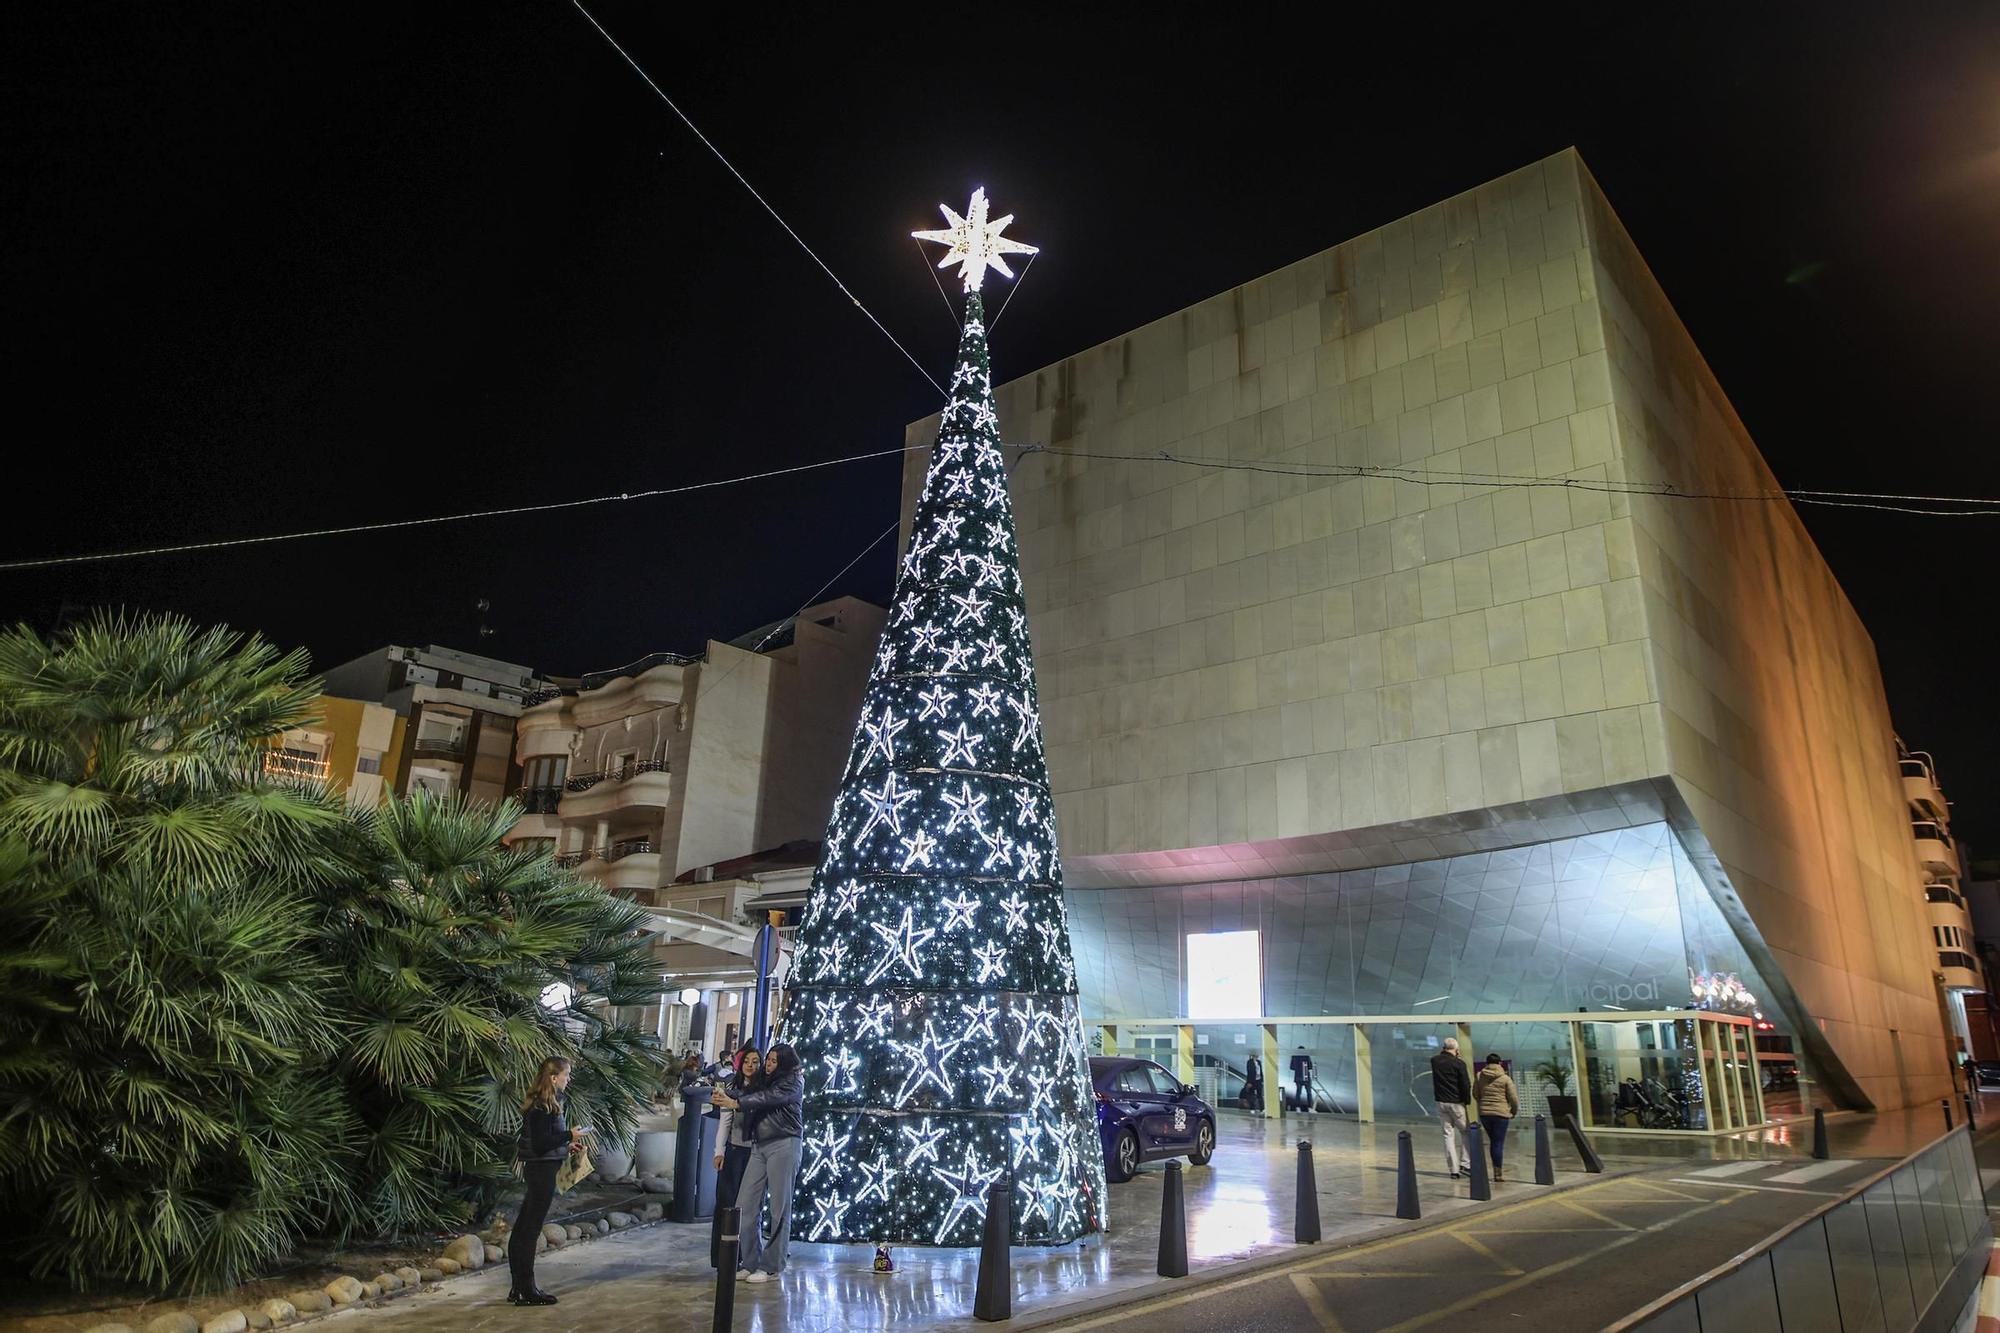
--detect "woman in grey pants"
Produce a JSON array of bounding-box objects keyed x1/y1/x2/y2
[{"x1": 711, "y1": 1043, "x2": 805, "y2": 1282}]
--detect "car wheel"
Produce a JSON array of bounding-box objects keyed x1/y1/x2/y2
[
  {"x1": 1107, "y1": 1129, "x2": 1139, "y2": 1183},
  {"x1": 1188, "y1": 1118, "x2": 1216, "y2": 1166}
]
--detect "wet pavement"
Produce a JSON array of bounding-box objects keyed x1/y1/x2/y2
[{"x1": 318, "y1": 1105, "x2": 1984, "y2": 1332}]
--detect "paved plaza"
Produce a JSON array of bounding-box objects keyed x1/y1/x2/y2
[{"x1": 313, "y1": 1109, "x2": 1881, "y2": 1332}]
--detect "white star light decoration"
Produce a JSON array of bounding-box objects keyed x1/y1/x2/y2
[{"x1": 912, "y1": 187, "x2": 1038, "y2": 292}]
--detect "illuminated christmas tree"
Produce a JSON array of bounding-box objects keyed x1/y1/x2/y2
[{"x1": 781, "y1": 190, "x2": 1105, "y2": 1248}]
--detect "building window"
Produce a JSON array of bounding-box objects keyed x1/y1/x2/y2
[{"x1": 356, "y1": 754, "x2": 381, "y2": 774}]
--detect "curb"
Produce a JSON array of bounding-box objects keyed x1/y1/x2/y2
[{"x1": 1003, "y1": 1164, "x2": 1646, "y2": 1331}]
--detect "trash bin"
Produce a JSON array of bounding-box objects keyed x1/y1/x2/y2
[{"x1": 671, "y1": 1087, "x2": 718, "y2": 1223}]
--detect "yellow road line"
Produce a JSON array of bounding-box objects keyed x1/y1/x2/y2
[
  {"x1": 1289, "y1": 1273, "x2": 1349, "y2": 1332},
  {"x1": 1448, "y1": 1230, "x2": 1525, "y2": 1275}
]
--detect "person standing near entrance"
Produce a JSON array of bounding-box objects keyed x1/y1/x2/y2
[
  {"x1": 1290, "y1": 1046, "x2": 1314, "y2": 1112},
  {"x1": 1242, "y1": 1054, "x2": 1265, "y2": 1116},
  {"x1": 1429, "y1": 1038, "x2": 1474, "y2": 1178},
  {"x1": 1474, "y1": 1053, "x2": 1520, "y2": 1181}
]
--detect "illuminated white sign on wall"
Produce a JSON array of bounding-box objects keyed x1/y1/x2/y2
[{"x1": 1186, "y1": 929, "x2": 1263, "y2": 1019}]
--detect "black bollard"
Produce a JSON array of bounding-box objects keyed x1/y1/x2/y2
[
  {"x1": 1466, "y1": 1124, "x2": 1491, "y2": 1201},
  {"x1": 1395, "y1": 1130, "x2": 1421, "y2": 1220},
  {"x1": 1943, "y1": 1098, "x2": 1954, "y2": 1132},
  {"x1": 1811, "y1": 1107, "x2": 1829, "y2": 1160},
  {"x1": 711, "y1": 1206, "x2": 738, "y2": 1333},
  {"x1": 1533, "y1": 1114, "x2": 1555, "y2": 1185},
  {"x1": 1295, "y1": 1140, "x2": 1322, "y2": 1244},
  {"x1": 1158, "y1": 1160, "x2": 1190, "y2": 1278},
  {"x1": 973, "y1": 1176, "x2": 1012, "y2": 1321},
  {"x1": 1562, "y1": 1114, "x2": 1604, "y2": 1174}
]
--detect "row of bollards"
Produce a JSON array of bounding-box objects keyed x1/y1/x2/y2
[{"x1": 722, "y1": 1114, "x2": 1600, "y2": 1328}]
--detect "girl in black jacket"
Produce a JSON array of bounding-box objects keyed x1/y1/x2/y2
[
  {"x1": 710, "y1": 1044, "x2": 805, "y2": 1281},
  {"x1": 509, "y1": 1056, "x2": 584, "y2": 1306}
]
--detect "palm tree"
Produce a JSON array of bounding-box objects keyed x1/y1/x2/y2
[
  {"x1": 313, "y1": 790, "x2": 667, "y2": 1237},
  {"x1": 0, "y1": 614, "x2": 356, "y2": 1291}
]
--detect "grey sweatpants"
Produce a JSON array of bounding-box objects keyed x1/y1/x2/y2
[{"x1": 734, "y1": 1135, "x2": 801, "y2": 1274}]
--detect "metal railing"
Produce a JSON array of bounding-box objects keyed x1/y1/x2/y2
[
  {"x1": 579, "y1": 651, "x2": 700, "y2": 693},
  {"x1": 413, "y1": 733, "x2": 467, "y2": 756},
  {"x1": 517, "y1": 785, "x2": 563, "y2": 814},
  {"x1": 1611, "y1": 1125, "x2": 1989, "y2": 1331},
  {"x1": 606, "y1": 838, "x2": 655, "y2": 862},
  {"x1": 564, "y1": 758, "x2": 670, "y2": 791}
]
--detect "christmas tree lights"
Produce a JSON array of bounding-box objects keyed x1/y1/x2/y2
[{"x1": 781, "y1": 193, "x2": 1103, "y2": 1247}]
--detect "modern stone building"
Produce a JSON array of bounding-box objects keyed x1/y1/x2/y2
[{"x1": 901, "y1": 148, "x2": 1954, "y2": 1125}]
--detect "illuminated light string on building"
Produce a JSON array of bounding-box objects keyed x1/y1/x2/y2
[{"x1": 776, "y1": 194, "x2": 1106, "y2": 1248}]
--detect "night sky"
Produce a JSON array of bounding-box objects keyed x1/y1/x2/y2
[{"x1": 5, "y1": 6, "x2": 1997, "y2": 843}]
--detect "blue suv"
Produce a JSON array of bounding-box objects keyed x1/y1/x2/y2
[{"x1": 1090, "y1": 1056, "x2": 1217, "y2": 1183}]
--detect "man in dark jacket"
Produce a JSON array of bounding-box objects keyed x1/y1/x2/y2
[
  {"x1": 1429, "y1": 1037, "x2": 1474, "y2": 1177},
  {"x1": 1290, "y1": 1047, "x2": 1314, "y2": 1112}
]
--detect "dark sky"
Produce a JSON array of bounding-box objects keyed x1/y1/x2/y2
[{"x1": 4, "y1": 5, "x2": 1997, "y2": 843}]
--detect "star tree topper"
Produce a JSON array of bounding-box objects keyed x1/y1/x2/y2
[{"x1": 913, "y1": 187, "x2": 1038, "y2": 292}]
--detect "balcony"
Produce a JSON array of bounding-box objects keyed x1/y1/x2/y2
[
  {"x1": 1925, "y1": 884, "x2": 1966, "y2": 909},
  {"x1": 412, "y1": 733, "x2": 467, "y2": 760},
  {"x1": 1900, "y1": 756, "x2": 1947, "y2": 820},
  {"x1": 518, "y1": 785, "x2": 564, "y2": 815},
  {"x1": 558, "y1": 758, "x2": 673, "y2": 819},
  {"x1": 1938, "y1": 951, "x2": 1982, "y2": 989},
  {"x1": 1912, "y1": 820, "x2": 1956, "y2": 874},
  {"x1": 263, "y1": 750, "x2": 329, "y2": 782}
]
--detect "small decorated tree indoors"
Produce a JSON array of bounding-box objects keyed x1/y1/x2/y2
[{"x1": 782, "y1": 190, "x2": 1105, "y2": 1247}]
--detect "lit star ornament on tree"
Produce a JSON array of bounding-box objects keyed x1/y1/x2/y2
[
  {"x1": 780, "y1": 190, "x2": 1104, "y2": 1248},
  {"x1": 911, "y1": 187, "x2": 1038, "y2": 292}
]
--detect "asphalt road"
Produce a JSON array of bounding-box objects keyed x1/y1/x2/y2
[{"x1": 1038, "y1": 1153, "x2": 1898, "y2": 1333}]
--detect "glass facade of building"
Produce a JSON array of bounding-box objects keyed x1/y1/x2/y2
[{"x1": 1066, "y1": 822, "x2": 1817, "y2": 1128}]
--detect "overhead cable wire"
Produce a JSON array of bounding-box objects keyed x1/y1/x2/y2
[
  {"x1": 1022, "y1": 444, "x2": 2000, "y2": 517},
  {"x1": 0, "y1": 443, "x2": 930, "y2": 572},
  {"x1": 569, "y1": 0, "x2": 945, "y2": 397}
]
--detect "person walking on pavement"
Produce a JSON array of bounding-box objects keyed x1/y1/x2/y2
[
  {"x1": 1474, "y1": 1053, "x2": 1520, "y2": 1181},
  {"x1": 1429, "y1": 1037, "x2": 1474, "y2": 1178},
  {"x1": 1243, "y1": 1054, "x2": 1265, "y2": 1116},
  {"x1": 709, "y1": 1043, "x2": 761, "y2": 1268},
  {"x1": 1290, "y1": 1046, "x2": 1315, "y2": 1112},
  {"x1": 508, "y1": 1056, "x2": 585, "y2": 1306},
  {"x1": 710, "y1": 1043, "x2": 805, "y2": 1282}
]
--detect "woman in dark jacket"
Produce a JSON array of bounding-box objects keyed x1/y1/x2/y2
[
  {"x1": 509, "y1": 1056, "x2": 584, "y2": 1306},
  {"x1": 710, "y1": 1043, "x2": 805, "y2": 1282}
]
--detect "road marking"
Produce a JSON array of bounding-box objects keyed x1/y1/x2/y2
[
  {"x1": 1550, "y1": 1197, "x2": 1636, "y2": 1230},
  {"x1": 1371, "y1": 1194, "x2": 1746, "y2": 1333},
  {"x1": 1449, "y1": 1230, "x2": 1525, "y2": 1275},
  {"x1": 1763, "y1": 1159, "x2": 1858, "y2": 1184},
  {"x1": 1290, "y1": 1273, "x2": 1349, "y2": 1331},
  {"x1": 1680, "y1": 1160, "x2": 1774, "y2": 1178},
  {"x1": 1667, "y1": 1177, "x2": 1848, "y2": 1197}
]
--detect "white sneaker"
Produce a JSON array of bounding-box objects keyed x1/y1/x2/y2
[
  {"x1": 736, "y1": 1269, "x2": 751, "y2": 1282},
  {"x1": 747, "y1": 1271, "x2": 774, "y2": 1284}
]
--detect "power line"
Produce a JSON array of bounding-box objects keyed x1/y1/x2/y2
[
  {"x1": 569, "y1": 0, "x2": 945, "y2": 397},
  {"x1": 0, "y1": 443, "x2": 929, "y2": 572},
  {"x1": 1023, "y1": 445, "x2": 2000, "y2": 517}
]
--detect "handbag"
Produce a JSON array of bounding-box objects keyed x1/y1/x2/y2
[{"x1": 555, "y1": 1149, "x2": 594, "y2": 1194}]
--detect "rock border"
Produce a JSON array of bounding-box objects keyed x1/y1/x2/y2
[{"x1": 83, "y1": 1199, "x2": 668, "y2": 1333}]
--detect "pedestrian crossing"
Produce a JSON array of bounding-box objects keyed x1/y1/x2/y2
[{"x1": 1667, "y1": 1157, "x2": 1873, "y2": 1194}]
